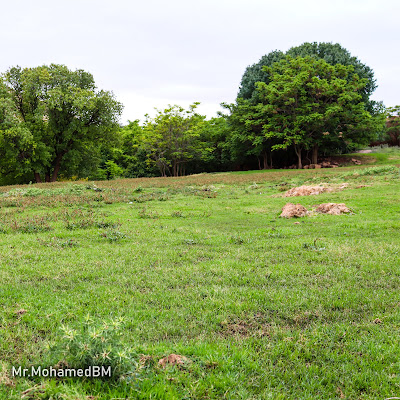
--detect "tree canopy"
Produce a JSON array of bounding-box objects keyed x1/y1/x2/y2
[
  {"x1": 237, "y1": 42, "x2": 377, "y2": 112},
  {"x1": 0, "y1": 64, "x2": 122, "y2": 183},
  {"x1": 385, "y1": 105, "x2": 400, "y2": 146},
  {"x1": 0, "y1": 51, "x2": 390, "y2": 183},
  {"x1": 228, "y1": 55, "x2": 385, "y2": 168},
  {"x1": 140, "y1": 103, "x2": 209, "y2": 177}
]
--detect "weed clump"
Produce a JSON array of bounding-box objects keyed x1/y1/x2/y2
[
  {"x1": 10, "y1": 217, "x2": 53, "y2": 233},
  {"x1": 138, "y1": 207, "x2": 159, "y2": 219},
  {"x1": 47, "y1": 315, "x2": 137, "y2": 380},
  {"x1": 229, "y1": 235, "x2": 245, "y2": 244},
  {"x1": 62, "y1": 209, "x2": 114, "y2": 230},
  {"x1": 100, "y1": 230, "x2": 127, "y2": 242}
]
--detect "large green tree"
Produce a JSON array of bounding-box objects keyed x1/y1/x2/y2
[
  {"x1": 0, "y1": 80, "x2": 35, "y2": 183},
  {"x1": 252, "y1": 56, "x2": 383, "y2": 168},
  {"x1": 238, "y1": 42, "x2": 377, "y2": 112},
  {"x1": 141, "y1": 103, "x2": 209, "y2": 177},
  {"x1": 0, "y1": 64, "x2": 122, "y2": 183}
]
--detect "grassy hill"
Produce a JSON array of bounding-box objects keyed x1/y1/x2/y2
[{"x1": 1, "y1": 152, "x2": 400, "y2": 399}]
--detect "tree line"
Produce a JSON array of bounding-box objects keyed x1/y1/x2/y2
[{"x1": 0, "y1": 42, "x2": 396, "y2": 184}]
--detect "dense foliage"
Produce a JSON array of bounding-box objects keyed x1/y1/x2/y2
[
  {"x1": 228, "y1": 43, "x2": 386, "y2": 169},
  {"x1": 0, "y1": 64, "x2": 122, "y2": 184},
  {"x1": 229, "y1": 56, "x2": 384, "y2": 169},
  {"x1": 0, "y1": 43, "x2": 392, "y2": 183},
  {"x1": 385, "y1": 106, "x2": 400, "y2": 146},
  {"x1": 238, "y1": 42, "x2": 377, "y2": 111}
]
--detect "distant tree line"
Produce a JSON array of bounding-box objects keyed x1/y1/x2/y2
[{"x1": 0, "y1": 42, "x2": 395, "y2": 184}]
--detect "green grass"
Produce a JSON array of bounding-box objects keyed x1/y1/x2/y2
[{"x1": 0, "y1": 160, "x2": 400, "y2": 399}]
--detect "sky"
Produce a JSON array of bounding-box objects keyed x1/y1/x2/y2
[{"x1": 1, "y1": 0, "x2": 399, "y2": 124}]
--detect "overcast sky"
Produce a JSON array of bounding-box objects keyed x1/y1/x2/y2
[{"x1": 1, "y1": 0, "x2": 399, "y2": 123}]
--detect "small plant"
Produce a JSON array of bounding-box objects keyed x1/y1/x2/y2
[
  {"x1": 10, "y1": 217, "x2": 53, "y2": 233},
  {"x1": 194, "y1": 186, "x2": 218, "y2": 198},
  {"x1": 302, "y1": 238, "x2": 326, "y2": 251},
  {"x1": 229, "y1": 235, "x2": 245, "y2": 244},
  {"x1": 171, "y1": 211, "x2": 185, "y2": 218},
  {"x1": 37, "y1": 237, "x2": 79, "y2": 248},
  {"x1": 0, "y1": 223, "x2": 8, "y2": 234},
  {"x1": 131, "y1": 191, "x2": 169, "y2": 203},
  {"x1": 277, "y1": 183, "x2": 290, "y2": 192},
  {"x1": 138, "y1": 207, "x2": 159, "y2": 219},
  {"x1": 100, "y1": 230, "x2": 127, "y2": 242},
  {"x1": 62, "y1": 209, "x2": 112, "y2": 230},
  {"x1": 48, "y1": 315, "x2": 137, "y2": 380},
  {"x1": 86, "y1": 182, "x2": 103, "y2": 192},
  {"x1": 18, "y1": 381, "x2": 86, "y2": 400},
  {"x1": 248, "y1": 182, "x2": 259, "y2": 190},
  {"x1": 96, "y1": 221, "x2": 121, "y2": 229}
]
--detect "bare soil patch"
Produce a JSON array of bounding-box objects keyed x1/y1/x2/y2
[
  {"x1": 315, "y1": 203, "x2": 351, "y2": 215},
  {"x1": 284, "y1": 185, "x2": 327, "y2": 197},
  {"x1": 284, "y1": 183, "x2": 348, "y2": 197},
  {"x1": 158, "y1": 354, "x2": 189, "y2": 368},
  {"x1": 219, "y1": 314, "x2": 272, "y2": 338},
  {"x1": 280, "y1": 203, "x2": 308, "y2": 218}
]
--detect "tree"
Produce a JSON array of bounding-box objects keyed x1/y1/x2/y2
[
  {"x1": 222, "y1": 99, "x2": 278, "y2": 170},
  {"x1": 238, "y1": 42, "x2": 377, "y2": 112},
  {"x1": 253, "y1": 56, "x2": 383, "y2": 168},
  {"x1": 1, "y1": 64, "x2": 122, "y2": 183},
  {"x1": 114, "y1": 120, "x2": 158, "y2": 178},
  {"x1": 237, "y1": 50, "x2": 284, "y2": 101},
  {"x1": 194, "y1": 116, "x2": 233, "y2": 172},
  {"x1": 385, "y1": 106, "x2": 400, "y2": 146},
  {"x1": 0, "y1": 80, "x2": 35, "y2": 184},
  {"x1": 142, "y1": 103, "x2": 208, "y2": 177}
]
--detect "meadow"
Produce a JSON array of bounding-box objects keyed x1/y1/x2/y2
[{"x1": 0, "y1": 151, "x2": 400, "y2": 399}]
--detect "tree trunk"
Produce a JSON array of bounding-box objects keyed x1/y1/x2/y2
[
  {"x1": 34, "y1": 172, "x2": 42, "y2": 183},
  {"x1": 262, "y1": 150, "x2": 268, "y2": 169},
  {"x1": 172, "y1": 161, "x2": 177, "y2": 177},
  {"x1": 294, "y1": 145, "x2": 303, "y2": 169},
  {"x1": 51, "y1": 155, "x2": 63, "y2": 182},
  {"x1": 312, "y1": 144, "x2": 318, "y2": 165}
]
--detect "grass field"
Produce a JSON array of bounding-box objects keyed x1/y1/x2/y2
[{"x1": 0, "y1": 152, "x2": 400, "y2": 399}]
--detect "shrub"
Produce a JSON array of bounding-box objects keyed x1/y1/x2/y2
[{"x1": 48, "y1": 315, "x2": 137, "y2": 380}]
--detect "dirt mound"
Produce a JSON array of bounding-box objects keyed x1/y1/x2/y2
[
  {"x1": 280, "y1": 203, "x2": 308, "y2": 218},
  {"x1": 315, "y1": 203, "x2": 351, "y2": 215},
  {"x1": 284, "y1": 183, "x2": 349, "y2": 197},
  {"x1": 284, "y1": 185, "x2": 327, "y2": 197},
  {"x1": 158, "y1": 354, "x2": 189, "y2": 368}
]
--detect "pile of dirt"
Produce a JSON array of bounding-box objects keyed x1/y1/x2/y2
[
  {"x1": 280, "y1": 203, "x2": 308, "y2": 218},
  {"x1": 284, "y1": 185, "x2": 327, "y2": 197},
  {"x1": 315, "y1": 203, "x2": 351, "y2": 215},
  {"x1": 284, "y1": 183, "x2": 349, "y2": 197},
  {"x1": 158, "y1": 354, "x2": 189, "y2": 368}
]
